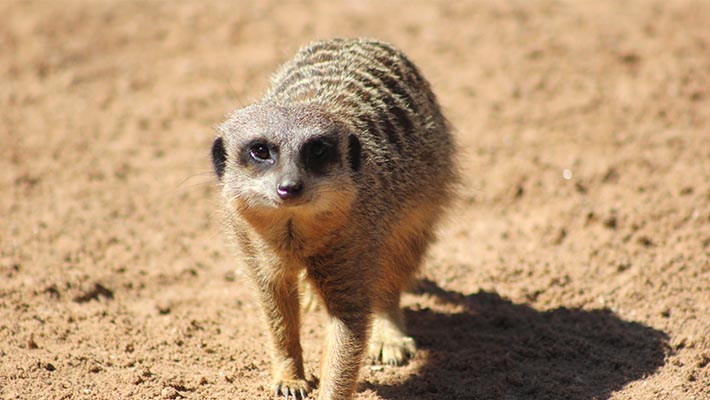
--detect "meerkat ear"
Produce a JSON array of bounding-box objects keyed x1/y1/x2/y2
[
  {"x1": 348, "y1": 134, "x2": 361, "y2": 171},
  {"x1": 211, "y1": 137, "x2": 227, "y2": 180}
]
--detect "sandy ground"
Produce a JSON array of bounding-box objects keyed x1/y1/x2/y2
[{"x1": 1, "y1": 1, "x2": 709, "y2": 399}]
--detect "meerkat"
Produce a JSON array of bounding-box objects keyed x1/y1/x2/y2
[{"x1": 211, "y1": 38, "x2": 457, "y2": 400}]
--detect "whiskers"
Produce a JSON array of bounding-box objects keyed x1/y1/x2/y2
[{"x1": 176, "y1": 170, "x2": 216, "y2": 191}]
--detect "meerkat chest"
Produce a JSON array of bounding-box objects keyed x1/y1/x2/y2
[{"x1": 243, "y1": 211, "x2": 349, "y2": 258}]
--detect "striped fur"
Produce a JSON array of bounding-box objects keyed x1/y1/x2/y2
[{"x1": 267, "y1": 39, "x2": 452, "y2": 195}]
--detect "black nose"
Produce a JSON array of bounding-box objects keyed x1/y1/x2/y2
[{"x1": 277, "y1": 179, "x2": 304, "y2": 200}]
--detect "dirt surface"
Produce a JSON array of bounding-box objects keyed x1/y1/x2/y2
[{"x1": 1, "y1": 1, "x2": 709, "y2": 399}]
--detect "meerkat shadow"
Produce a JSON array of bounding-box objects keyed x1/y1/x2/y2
[{"x1": 369, "y1": 278, "x2": 670, "y2": 400}]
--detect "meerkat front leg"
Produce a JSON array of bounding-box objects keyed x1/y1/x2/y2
[
  {"x1": 317, "y1": 304, "x2": 371, "y2": 400},
  {"x1": 308, "y1": 265, "x2": 372, "y2": 400},
  {"x1": 319, "y1": 314, "x2": 370, "y2": 399},
  {"x1": 254, "y1": 270, "x2": 311, "y2": 398}
]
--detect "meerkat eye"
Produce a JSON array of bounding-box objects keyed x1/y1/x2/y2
[
  {"x1": 249, "y1": 143, "x2": 271, "y2": 161},
  {"x1": 309, "y1": 140, "x2": 327, "y2": 160},
  {"x1": 303, "y1": 138, "x2": 338, "y2": 174}
]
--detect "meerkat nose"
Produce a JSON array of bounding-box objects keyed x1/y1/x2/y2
[{"x1": 276, "y1": 179, "x2": 304, "y2": 200}]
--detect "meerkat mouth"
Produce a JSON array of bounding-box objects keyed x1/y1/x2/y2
[
  {"x1": 276, "y1": 197, "x2": 310, "y2": 208},
  {"x1": 265, "y1": 193, "x2": 315, "y2": 210}
]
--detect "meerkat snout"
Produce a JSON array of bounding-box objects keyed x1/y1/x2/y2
[{"x1": 276, "y1": 178, "x2": 304, "y2": 200}]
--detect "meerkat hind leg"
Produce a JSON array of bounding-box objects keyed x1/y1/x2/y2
[
  {"x1": 368, "y1": 208, "x2": 438, "y2": 366},
  {"x1": 368, "y1": 299, "x2": 416, "y2": 366},
  {"x1": 299, "y1": 272, "x2": 321, "y2": 312}
]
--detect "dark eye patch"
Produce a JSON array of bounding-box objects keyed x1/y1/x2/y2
[
  {"x1": 303, "y1": 137, "x2": 339, "y2": 174},
  {"x1": 309, "y1": 140, "x2": 328, "y2": 160}
]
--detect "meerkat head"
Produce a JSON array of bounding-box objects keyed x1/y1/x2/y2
[{"x1": 212, "y1": 103, "x2": 361, "y2": 220}]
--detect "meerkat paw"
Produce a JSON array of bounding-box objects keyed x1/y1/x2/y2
[
  {"x1": 368, "y1": 332, "x2": 416, "y2": 366},
  {"x1": 273, "y1": 378, "x2": 312, "y2": 399},
  {"x1": 368, "y1": 313, "x2": 417, "y2": 366}
]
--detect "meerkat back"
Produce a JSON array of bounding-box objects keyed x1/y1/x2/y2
[{"x1": 212, "y1": 38, "x2": 456, "y2": 400}]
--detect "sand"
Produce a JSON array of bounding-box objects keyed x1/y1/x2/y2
[{"x1": 1, "y1": 1, "x2": 708, "y2": 399}]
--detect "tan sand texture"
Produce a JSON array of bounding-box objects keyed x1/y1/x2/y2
[{"x1": 1, "y1": 1, "x2": 708, "y2": 399}]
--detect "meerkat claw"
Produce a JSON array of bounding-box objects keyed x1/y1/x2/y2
[{"x1": 274, "y1": 380, "x2": 310, "y2": 399}]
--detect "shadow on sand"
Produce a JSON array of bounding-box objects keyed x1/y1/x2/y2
[{"x1": 371, "y1": 279, "x2": 670, "y2": 400}]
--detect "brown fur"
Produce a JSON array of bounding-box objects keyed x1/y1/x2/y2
[{"x1": 212, "y1": 38, "x2": 457, "y2": 399}]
